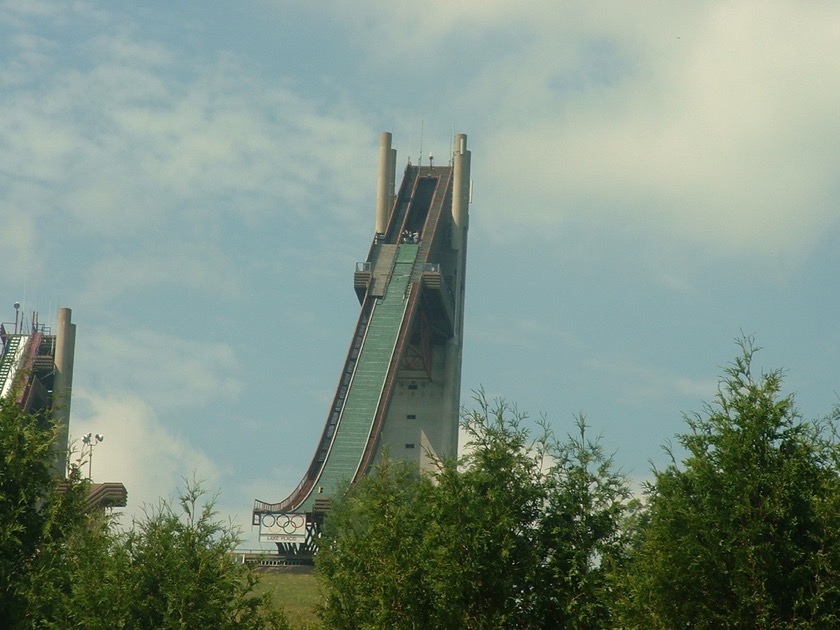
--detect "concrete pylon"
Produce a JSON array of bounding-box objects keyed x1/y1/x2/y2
[
  {"x1": 53, "y1": 307, "x2": 76, "y2": 477},
  {"x1": 375, "y1": 132, "x2": 395, "y2": 235},
  {"x1": 451, "y1": 133, "x2": 471, "y2": 250}
]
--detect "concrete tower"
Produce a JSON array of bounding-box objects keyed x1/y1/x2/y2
[{"x1": 254, "y1": 132, "x2": 473, "y2": 553}]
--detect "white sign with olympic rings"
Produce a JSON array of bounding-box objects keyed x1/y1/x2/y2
[{"x1": 258, "y1": 512, "x2": 307, "y2": 543}]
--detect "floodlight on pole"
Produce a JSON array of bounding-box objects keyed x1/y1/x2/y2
[{"x1": 82, "y1": 432, "x2": 104, "y2": 480}]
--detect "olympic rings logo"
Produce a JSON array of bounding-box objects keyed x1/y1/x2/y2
[{"x1": 261, "y1": 513, "x2": 305, "y2": 534}]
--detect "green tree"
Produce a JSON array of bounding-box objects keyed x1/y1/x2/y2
[
  {"x1": 102, "y1": 481, "x2": 290, "y2": 630},
  {"x1": 621, "y1": 340, "x2": 840, "y2": 628},
  {"x1": 0, "y1": 396, "x2": 95, "y2": 629},
  {"x1": 0, "y1": 394, "x2": 288, "y2": 629},
  {"x1": 30, "y1": 508, "x2": 120, "y2": 630},
  {"x1": 420, "y1": 397, "x2": 549, "y2": 628},
  {"x1": 535, "y1": 417, "x2": 638, "y2": 628},
  {"x1": 317, "y1": 392, "x2": 635, "y2": 629},
  {"x1": 317, "y1": 457, "x2": 435, "y2": 629}
]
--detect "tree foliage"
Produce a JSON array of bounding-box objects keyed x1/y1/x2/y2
[
  {"x1": 0, "y1": 397, "x2": 93, "y2": 628},
  {"x1": 0, "y1": 396, "x2": 288, "y2": 629},
  {"x1": 44, "y1": 480, "x2": 291, "y2": 630},
  {"x1": 621, "y1": 339, "x2": 840, "y2": 628},
  {"x1": 316, "y1": 456, "x2": 435, "y2": 629},
  {"x1": 9, "y1": 337, "x2": 840, "y2": 628},
  {"x1": 536, "y1": 415, "x2": 638, "y2": 627},
  {"x1": 317, "y1": 392, "x2": 636, "y2": 629},
  {"x1": 99, "y1": 481, "x2": 290, "y2": 630}
]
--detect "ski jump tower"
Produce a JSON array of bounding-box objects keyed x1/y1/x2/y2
[
  {"x1": 253, "y1": 132, "x2": 472, "y2": 552},
  {"x1": 1, "y1": 307, "x2": 76, "y2": 475},
  {"x1": 0, "y1": 307, "x2": 127, "y2": 508}
]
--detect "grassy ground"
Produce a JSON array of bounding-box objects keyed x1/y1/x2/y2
[{"x1": 252, "y1": 567, "x2": 323, "y2": 628}]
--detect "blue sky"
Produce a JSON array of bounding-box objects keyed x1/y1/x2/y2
[{"x1": 2, "y1": 1, "x2": 839, "y2": 547}]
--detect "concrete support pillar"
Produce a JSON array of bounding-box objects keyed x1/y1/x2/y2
[
  {"x1": 451, "y1": 133, "x2": 471, "y2": 250},
  {"x1": 389, "y1": 147, "x2": 397, "y2": 217},
  {"x1": 375, "y1": 132, "x2": 394, "y2": 235},
  {"x1": 53, "y1": 307, "x2": 76, "y2": 477},
  {"x1": 441, "y1": 133, "x2": 471, "y2": 457}
]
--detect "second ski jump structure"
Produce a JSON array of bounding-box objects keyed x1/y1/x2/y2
[
  {"x1": 253, "y1": 132, "x2": 472, "y2": 554},
  {"x1": 0, "y1": 306, "x2": 127, "y2": 509}
]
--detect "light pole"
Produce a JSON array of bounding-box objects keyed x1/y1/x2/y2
[{"x1": 82, "y1": 432, "x2": 104, "y2": 480}]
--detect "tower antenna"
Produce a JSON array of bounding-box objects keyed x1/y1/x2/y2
[
  {"x1": 407, "y1": 112, "x2": 413, "y2": 165},
  {"x1": 418, "y1": 120, "x2": 424, "y2": 166}
]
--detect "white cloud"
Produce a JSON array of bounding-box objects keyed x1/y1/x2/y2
[
  {"x1": 0, "y1": 0, "x2": 69, "y2": 23},
  {"x1": 474, "y1": 3, "x2": 840, "y2": 254},
  {"x1": 584, "y1": 355, "x2": 716, "y2": 406},
  {"x1": 8, "y1": 1, "x2": 835, "y2": 260},
  {"x1": 0, "y1": 24, "x2": 377, "y2": 252},
  {"x1": 0, "y1": 212, "x2": 40, "y2": 279},
  {"x1": 76, "y1": 244, "x2": 243, "y2": 308},
  {"x1": 310, "y1": 1, "x2": 840, "y2": 256},
  {"x1": 70, "y1": 389, "x2": 278, "y2": 549},
  {"x1": 70, "y1": 389, "x2": 222, "y2": 523},
  {"x1": 81, "y1": 327, "x2": 244, "y2": 411}
]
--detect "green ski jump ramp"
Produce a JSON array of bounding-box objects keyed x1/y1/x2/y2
[{"x1": 253, "y1": 132, "x2": 471, "y2": 552}]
